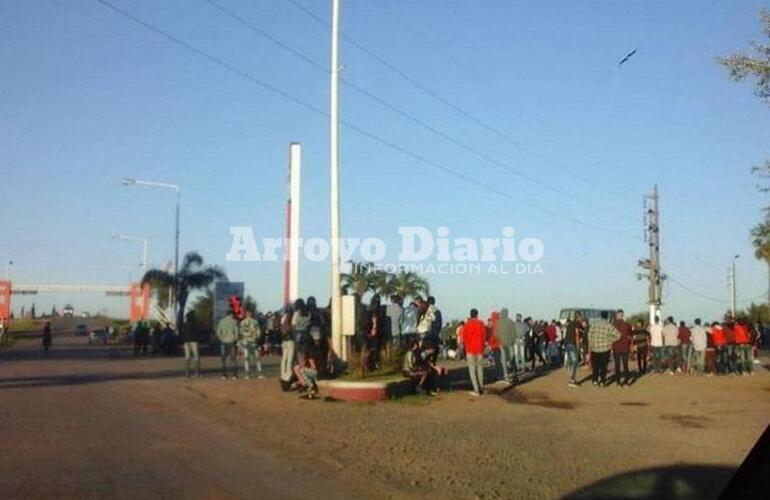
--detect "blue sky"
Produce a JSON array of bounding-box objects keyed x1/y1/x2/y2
[{"x1": 2, "y1": 0, "x2": 769, "y2": 321}]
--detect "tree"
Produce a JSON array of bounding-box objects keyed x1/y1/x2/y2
[
  {"x1": 142, "y1": 252, "x2": 227, "y2": 329},
  {"x1": 389, "y1": 270, "x2": 430, "y2": 299},
  {"x1": 190, "y1": 290, "x2": 214, "y2": 332},
  {"x1": 720, "y1": 9, "x2": 770, "y2": 313},
  {"x1": 341, "y1": 261, "x2": 375, "y2": 297},
  {"x1": 243, "y1": 295, "x2": 258, "y2": 316},
  {"x1": 718, "y1": 9, "x2": 770, "y2": 103}
]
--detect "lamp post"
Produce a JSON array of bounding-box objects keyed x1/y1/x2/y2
[
  {"x1": 122, "y1": 177, "x2": 180, "y2": 324},
  {"x1": 110, "y1": 233, "x2": 149, "y2": 275}
]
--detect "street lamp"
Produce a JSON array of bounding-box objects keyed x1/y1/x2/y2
[
  {"x1": 122, "y1": 177, "x2": 180, "y2": 325},
  {"x1": 110, "y1": 233, "x2": 149, "y2": 275}
]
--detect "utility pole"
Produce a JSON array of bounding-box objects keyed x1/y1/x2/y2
[
  {"x1": 728, "y1": 254, "x2": 739, "y2": 319},
  {"x1": 329, "y1": 0, "x2": 343, "y2": 360},
  {"x1": 638, "y1": 185, "x2": 664, "y2": 325}
]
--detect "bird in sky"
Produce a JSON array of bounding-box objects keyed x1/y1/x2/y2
[{"x1": 618, "y1": 49, "x2": 638, "y2": 66}]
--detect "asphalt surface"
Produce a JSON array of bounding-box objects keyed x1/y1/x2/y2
[{"x1": 0, "y1": 329, "x2": 351, "y2": 500}]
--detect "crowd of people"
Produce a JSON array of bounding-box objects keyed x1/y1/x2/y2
[
  {"x1": 454, "y1": 308, "x2": 763, "y2": 396},
  {"x1": 107, "y1": 293, "x2": 766, "y2": 400}
]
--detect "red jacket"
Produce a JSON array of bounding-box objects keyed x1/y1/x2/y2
[
  {"x1": 734, "y1": 323, "x2": 751, "y2": 345},
  {"x1": 462, "y1": 318, "x2": 486, "y2": 355},
  {"x1": 711, "y1": 326, "x2": 726, "y2": 346}
]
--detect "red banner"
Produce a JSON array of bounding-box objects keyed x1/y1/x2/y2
[
  {"x1": 0, "y1": 281, "x2": 10, "y2": 320},
  {"x1": 129, "y1": 283, "x2": 149, "y2": 322}
]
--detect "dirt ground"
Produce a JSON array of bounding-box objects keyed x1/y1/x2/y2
[{"x1": 1, "y1": 331, "x2": 768, "y2": 499}]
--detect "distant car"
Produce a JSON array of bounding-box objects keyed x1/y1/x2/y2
[
  {"x1": 74, "y1": 324, "x2": 89, "y2": 336},
  {"x1": 63, "y1": 305, "x2": 74, "y2": 317},
  {"x1": 89, "y1": 329, "x2": 107, "y2": 345},
  {"x1": 80, "y1": 312, "x2": 90, "y2": 318}
]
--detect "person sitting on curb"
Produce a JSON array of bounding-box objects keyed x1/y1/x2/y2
[
  {"x1": 402, "y1": 339, "x2": 433, "y2": 396},
  {"x1": 294, "y1": 337, "x2": 320, "y2": 399}
]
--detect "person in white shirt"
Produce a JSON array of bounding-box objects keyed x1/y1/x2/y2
[
  {"x1": 690, "y1": 318, "x2": 708, "y2": 374},
  {"x1": 649, "y1": 317, "x2": 664, "y2": 374},
  {"x1": 661, "y1": 316, "x2": 680, "y2": 374},
  {"x1": 385, "y1": 295, "x2": 404, "y2": 348}
]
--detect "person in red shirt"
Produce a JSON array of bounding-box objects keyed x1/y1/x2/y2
[
  {"x1": 461, "y1": 309, "x2": 487, "y2": 396},
  {"x1": 678, "y1": 321, "x2": 692, "y2": 373},
  {"x1": 487, "y1": 312, "x2": 502, "y2": 381},
  {"x1": 734, "y1": 320, "x2": 753, "y2": 375},
  {"x1": 710, "y1": 322, "x2": 727, "y2": 375}
]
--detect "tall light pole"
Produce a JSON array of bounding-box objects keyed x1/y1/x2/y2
[
  {"x1": 122, "y1": 177, "x2": 180, "y2": 324},
  {"x1": 329, "y1": 0, "x2": 343, "y2": 359},
  {"x1": 110, "y1": 233, "x2": 149, "y2": 275}
]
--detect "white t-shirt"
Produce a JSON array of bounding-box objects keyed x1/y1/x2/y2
[
  {"x1": 691, "y1": 325, "x2": 708, "y2": 351},
  {"x1": 650, "y1": 323, "x2": 664, "y2": 347}
]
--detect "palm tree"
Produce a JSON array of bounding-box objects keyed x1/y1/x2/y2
[
  {"x1": 340, "y1": 261, "x2": 375, "y2": 297},
  {"x1": 751, "y1": 218, "x2": 770, "y2": 314},
  {"x1": 370, "y1": 269, "x2": 395, "y2": 297},
  {"x1": 142, "y1": 251, "x2": 227, "y2": 329},
  {"x1": 389, "y1": 270, "x2": 429, "y2": 299}
]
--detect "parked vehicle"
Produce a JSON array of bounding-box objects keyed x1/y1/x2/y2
[
  {"x1": 558, "y1": 307, "x2": 617, "y2": 324},
  {"x1": 74, "y1": 324, "x2": 89, "y2": 336}
]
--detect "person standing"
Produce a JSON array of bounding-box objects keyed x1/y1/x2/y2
[
  {"x1": 216, "y1": 310, "x2": 240, "y2": 379},
  {"x1": 496, "y1": 308, "x2": 516, "y2": 382},
  {"x1": 486, "y1": 312, "x2": 503, "y2": 382},
  {"x1": 690, "y1": 319, "x2": 708, "y2": 375},
  {"x1": 416, "y1": 297, "x2": 435, "y2": 341},
  {"x1": 678, "y1": 321, "x2": 693, "y2": 373},
  {"x1": 612, "y1": 310, "x2": 633, "y2": 386},
  {"x1": 649, "y1": 317, "x2": 664, "y2": 373},
  {"x1": 710, "y1": 322, "x2": 728, "y2": 375},
  {"x1": 724, "y1": 321, "x2": 738, "y2": 375},
  {"x1": 279, "y1": 304, "x2": 295, "y2": 389},
  {"x1": 588, "y1": 312, "x2": 620, "y2": 387},
  {"x1": 42, "y1": 321, "x2": 52, "y2": 354},
  {"x1": 513, "y1": 313, "x2": 528, "y2": 374},
  {"x1": 461, "y1": 309, "x2": 486, "y2": 396},
  {"x1": 427, "y1": 296, "x2": 443, "y2": 342},
  {"x1": 386, "y1": 294, "x2": 404, "y2": 348},
  {"x1": 181, "y1": 311, "x2": 203, "y2": 377},
  {"x1": 401, "y1": 298, "x2": 420, "y2": 346},
  {"x1": 734, "y1": 319, "x2": 753, "y2": 375},
  {"x1": 632, "y1": 320, "x2": 650, "y2": 375},
  {"x1": 564, "y1": 311, "x2": 583, "y2": 387},
  {"x1": 240, "y1": 309, "x2": 264, "y2": 379},
  {"x1": 662, "y1": 317, "x2": 680, "y2": 374}
]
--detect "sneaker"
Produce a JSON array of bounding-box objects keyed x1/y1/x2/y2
[
  {"x1": 568, "y1": 381, "x2": 578, "y2": 388},
  {"x1": 221, "y1": 375, "x2": 228, "y2": 380},
  {"x1": 257, "y1": 374, "x2": 265, "y2": 380},
  {"x1": 245, "y1": 374, "x2": 251, "y2": 380},
  {"x1": 469, "y1": 391, "x2": 481, "y2": 397}
]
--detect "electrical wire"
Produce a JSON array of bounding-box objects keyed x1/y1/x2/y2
[
  {"x1": 93, "y1": 0, "x2": 642, "y2": 241},
  {"x1": 202, "y1": 0, "x2": 614, "y2": 216}
]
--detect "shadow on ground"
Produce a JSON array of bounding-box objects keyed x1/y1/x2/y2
[{"x1": 562, "y1": 464, "x2": 734, "y2": 500}]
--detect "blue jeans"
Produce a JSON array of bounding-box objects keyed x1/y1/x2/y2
[
  {"x1": 727, "y1": 345, "x2": 738, "y2": 373},
  {"x1": 736, "y1": 344, "x2": 753, "y2": 373},
  {"x1": 715, "y1": 346, "x2": 729, "y2": 374},
  {"x1": 651, "y1": 346, "x2": 665, "y2": 373},
  {"x1": 220, "y1": 342, "x2": 238, "y2": 377},
  {"x1": 565, "y1": 344, "x2": 579, "y2": 381}
]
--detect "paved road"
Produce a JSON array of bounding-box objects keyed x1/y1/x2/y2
[{"x1": 0, "y1": 330, "x2": 352, "y2": 499}]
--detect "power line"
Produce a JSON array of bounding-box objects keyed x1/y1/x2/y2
[
  {"x1": 667, "y1": 275, "x2": 766, "y2": 305},
  {"x1": 202, "y1": 0, "x2": 613, "y2": 215},
  {"x1": 94, "y1": 0, "x2": 643, "y2": 241},
  {"x1": 286, "y1": 0, "x2": 632, "y2": 200}
]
